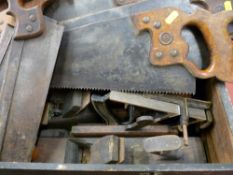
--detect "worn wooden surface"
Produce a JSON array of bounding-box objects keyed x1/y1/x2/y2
[
  {"x1": 71, "y1": 125, "x2": 178, "y2": 137},
  {"x1": 33, "y1": 138, "x2": 68, "y2": 163},
  {"x1": 205, "y1": 81, "x2": 233, "y2": 163}
]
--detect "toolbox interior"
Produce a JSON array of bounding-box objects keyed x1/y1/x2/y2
[
  {"x1": 27, "y1": 79, "x2": 233, "y2": 165},
  {"x1": 202, "y1": 80, "x2": 233, "y2": 163}
]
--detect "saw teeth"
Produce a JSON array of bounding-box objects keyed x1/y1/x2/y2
[{"x1": 50, "y1": 86, "x2": 193, "y2": 96}]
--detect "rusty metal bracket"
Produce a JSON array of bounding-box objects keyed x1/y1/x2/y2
[
  {"x1": 133, "y1": 8, "x2": 233, "y2": 82},
  {"x1": 5, "y1": 0, "x2": 53, "y2": 40}
]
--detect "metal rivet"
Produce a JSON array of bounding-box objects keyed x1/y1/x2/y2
[
  {"x1": 170, "y1": 49, "x2": 179, "y2": 57},
  {"x1": 26, "y1": 25, "x2": 33, "y2": 32},
  {"x1": 29, "y1": 14, "x2": 36, "y2": 22},
  {"x1": 142, "y1": 16, "x2": 150, "y2": 24},
  {"x1": 159, "y1": 32, "x2": 174, "y2": 45},
  {"x1": 153, "y1": 21, "x2": 161, "y2": 29},
  {"x1": 155, "y1": 51, "x2": 163, "y2": 59}
]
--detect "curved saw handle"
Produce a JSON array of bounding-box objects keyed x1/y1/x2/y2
[
  {"x1": 6, "y1": 0, "x2": 52, "y2": 40},
  {"x1": 133, "y1": 8, "x2": 233, "y2": 82}
]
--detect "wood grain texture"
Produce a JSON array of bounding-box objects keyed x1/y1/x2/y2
[{"x1": 205, "y1": 81, "x2": 233, "y2": 163}]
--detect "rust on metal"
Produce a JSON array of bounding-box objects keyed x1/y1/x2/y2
[
  {"x1": 133, "y1": 7, "x2": 233, "y2": 82},
  {"x1": 6, "y1": 0, "x2": 53, "y2": 39}
]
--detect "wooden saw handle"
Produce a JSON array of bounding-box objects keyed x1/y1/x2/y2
[
  {"x1": 133, "y1": 7, "x2": 233, "y2": 82},
  {"x1": 6, "y1": 0, "x2": 53, "y2": 39}
]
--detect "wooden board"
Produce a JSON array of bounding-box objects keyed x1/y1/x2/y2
[{"x1": 205, "y1": 81, "x2": 233, "y2": 163}]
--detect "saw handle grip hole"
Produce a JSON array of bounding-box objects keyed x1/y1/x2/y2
[
  {"x1": 181, "y1": 25, "x2": 210, "y2": 70},
  {"x1": 190, "y1": 0, "x2": 209, "y2": 10},
  {"x1": 228, "y1": 22, "x2": 233, "y2": 43}
]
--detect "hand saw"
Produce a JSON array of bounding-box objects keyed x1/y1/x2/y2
[
  {"x1": 51, "y1": 0, "x2": 201, "y2": 94},
  {"x1": 0, "y1": 0, "x2": 55, "y2": 157},
  {"x1": 0, "y1": 0, "x2": 52, "y2": 92},
  {"x1": 0, "y1": 17, "x2": 63, "y2": 162}
]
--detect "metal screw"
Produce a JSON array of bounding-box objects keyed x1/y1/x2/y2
[
  {"x1": 26, "y1": 25, "x2": 33, "y2": 32},
  {"x1": 29, "y1": 14, "x2": 36, "y2": 22},
  {"x1": 142, "y1": 16, "x2": 150, "y2": 24},
  {"x1": 159, "y1": 32, "x2": 174, "y2": 45},
  {"x1": 155, "y1": 51, "x2": 163, "y2": 59},
  {"x1": 170, "y1": 49, "x2": 179, "y2": 57},
  {"x1": 153, "y1": 21, "x2": 161, "y2": 29}
]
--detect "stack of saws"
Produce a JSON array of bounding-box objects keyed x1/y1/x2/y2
[{"x1": 0, "y1": 0, "x2": 232, "y2": 164}]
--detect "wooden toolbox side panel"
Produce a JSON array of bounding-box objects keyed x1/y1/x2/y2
[{"x1": 206, "y1": 82, "x2": 233, "y2": 163}]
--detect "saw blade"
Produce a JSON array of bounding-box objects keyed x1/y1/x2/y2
[
  {"x1": 45, "y1": 0, "x2": 141, "y2": 22},
  {"x1": 50, "y1": 0, "x2": 202, "y2": 94},
  {"x1": 50, "y1": 0, "x2": 204, "y2": 94},
  {"x1": 61, "y1": 0, "x2": 196, "y2": 31},
  {"x1": 1, "y1": 17, "x2": 64, "y2": 161},
  {"x1": 51, "y1": 15, "x2": 203, "y2": 94}
]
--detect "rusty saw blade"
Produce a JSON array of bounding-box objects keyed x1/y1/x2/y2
[{"x1": 51, "y1": 0, "x2": 204, "y2": 94}]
